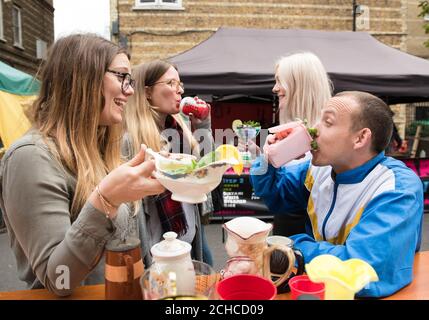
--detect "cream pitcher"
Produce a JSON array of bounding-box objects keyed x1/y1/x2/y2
[{"x1": 221, "y1": 216, "x2": 296, "y2": 288}]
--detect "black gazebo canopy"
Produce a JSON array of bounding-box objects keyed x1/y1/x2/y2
[{"x1": 170, "y1": 27, "x2": 429, "y2": 104}]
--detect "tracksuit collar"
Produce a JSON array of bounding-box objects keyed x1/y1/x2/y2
[{"x1": 332, "y1": 152, "x2": 385, "y2": 184}]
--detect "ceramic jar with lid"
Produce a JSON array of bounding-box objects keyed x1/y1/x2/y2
[{"x1": 149, "y1": 231, "x2": 196, "y2": 296}]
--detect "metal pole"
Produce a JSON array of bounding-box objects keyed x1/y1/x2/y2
[{"x1": 352, "y1": 0, "x2": 357, "y2": 31}]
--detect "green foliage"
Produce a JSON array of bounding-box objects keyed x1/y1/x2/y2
[
  {"x1": 405, "y1": 120, "x2": 429, "y2": 137},
  {"x1": 242, "y1": 120, "x2": 261, "y2": 128},
  {"x1": 311, "y1": 140, "x2": 319, "y2": 151},
  {"x1": 307, "y1": 128, "x2": 318, "y2": 138},
  {"x1": 307, "y1": 128, "x2": 319, "y2": 150},
  {"x1": 418, "y1": 1, "x2": 429, "y2": 47}
]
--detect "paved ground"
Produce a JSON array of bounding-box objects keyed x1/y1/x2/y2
[{"x1": 0, "y1": 214, "x2": 428, "y2": 292}]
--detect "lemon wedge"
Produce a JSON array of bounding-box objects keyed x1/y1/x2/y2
[
  {"x1": 215, "y1": 144, "x2": 243, "y2": 175},
  {"x1": 232, "y1": 119, "x2": 243, "y2": 132}
]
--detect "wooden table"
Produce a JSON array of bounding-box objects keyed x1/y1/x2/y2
[{"x1": 1, "y1": 251, "x2": 427, "y2": 300}]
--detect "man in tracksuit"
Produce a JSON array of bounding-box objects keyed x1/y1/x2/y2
[{"x1": 251, "y1": 91, "x2": 423, "y2": 298}]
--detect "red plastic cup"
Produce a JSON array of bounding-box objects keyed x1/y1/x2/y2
[
  {"x1": 288, "y1": 275, "x2": 325, "y2": 300},
  {"x1": 216, "y1": 274, "x2": 277, "y2": 300}
]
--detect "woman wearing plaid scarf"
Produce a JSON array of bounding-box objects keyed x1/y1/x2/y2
[{"x1": 124, "y1": 59, "x2": 214, "y2": 267}]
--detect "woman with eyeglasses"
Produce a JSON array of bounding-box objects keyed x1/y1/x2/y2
[
  {"x1": 124, "y1": 59, "x2": 214, "y2": 266},
  {"x1": 0, "y1": 34, "x2": 164, "y2": 296}
]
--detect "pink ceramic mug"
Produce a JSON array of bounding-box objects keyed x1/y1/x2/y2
[{"x1": 263, "y1": 121, "x2": 313, "y2": 168}]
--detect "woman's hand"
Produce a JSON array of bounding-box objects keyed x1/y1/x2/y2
[
  {"x1": 90, "y1": 145, "x2": 165, "y2": 218},
  {"x1": 237, "y1": 139, "x2": 261, "y2": 158},
  {"x1": 189, "y1": 96, "x2": 211, "y2": 129},
  {"x1": 103, "y1": 144, "x2": 165, "y2": 203},
  {"x1": 266, "y1": 134, "x2": 278, "y2": 145}
]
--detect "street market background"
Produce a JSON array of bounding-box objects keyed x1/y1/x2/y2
[{"x1": 0, "y1": 0, "x2": 428, "y2": 292}]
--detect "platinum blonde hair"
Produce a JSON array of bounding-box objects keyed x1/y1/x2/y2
[{"x1": 275, "y1": 52, "x2": 332, "y2": 126}]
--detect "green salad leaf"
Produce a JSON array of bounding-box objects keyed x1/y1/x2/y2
[
  {"x1": 294, "y1": 118, "x2": 318, "y2": 151},
  {"x1": 196, "y1": 151, "x2": 219, "y2": 168},
  {"x1": 307, "y1": 128, "x2": 318, "y2": 150},
  {"x1": 159, "y1": 158, "x2": 197, "y2": 174},
  {"x1": 307, "y1": 128, "x2": 318, "y2": 138},
  {"x1": 242, "y1": 120, "x2": 261, "y2": 128}
]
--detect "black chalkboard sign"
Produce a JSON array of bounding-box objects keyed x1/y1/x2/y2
[{"x1": 211, "y1": 173, "x2": 271, "y2": 220}]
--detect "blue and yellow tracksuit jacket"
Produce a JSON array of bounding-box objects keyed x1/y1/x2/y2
[{"x1": 250, "y1": 152, "x2": 423, "y2": 298}]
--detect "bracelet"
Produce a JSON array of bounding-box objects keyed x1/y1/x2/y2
[{"x1": 96, "y1": 185, "x2": 118, "y2": 219}]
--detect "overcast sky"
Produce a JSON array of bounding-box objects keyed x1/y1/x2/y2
[{"x1": 53, "y1": 0, "x2": 111, "y2": 40}]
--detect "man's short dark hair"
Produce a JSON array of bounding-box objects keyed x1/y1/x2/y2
[{"x1": 336, "y1": 91, "x2": 393, "y2": 154}]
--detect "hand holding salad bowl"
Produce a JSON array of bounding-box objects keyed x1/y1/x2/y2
[{"x1": 146, "y1": 145, "x2": 243, "y2": 203}]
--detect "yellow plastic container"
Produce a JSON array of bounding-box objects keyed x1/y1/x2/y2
[{"x1": 305, "y1": 255, "x2": 379, "y2": 300}]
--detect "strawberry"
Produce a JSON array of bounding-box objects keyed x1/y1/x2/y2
[{"x1": 275, "y1": 128, "x2": 293, "y2": 141}]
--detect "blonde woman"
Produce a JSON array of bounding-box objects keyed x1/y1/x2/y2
[
  {"x1": 254, "y1": 52, "x2": 332, "y2": 236},
  {"x1": 125, "y1": 60, "x2": 214, "y2": 266},
  {"x1": 0, "y1": 34, "x2": 164, "y2": 296},
  {"x1": 274, "y1": 52, "x2": 332, "y2": 127}
]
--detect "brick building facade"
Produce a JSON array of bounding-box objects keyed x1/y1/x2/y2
[
  {"x1": 406, "y1": 0, "x2": 429, "y2": 59},
  {"x1": 0, "y1": 0, "x2": 54, "y2": 75},
  {"x1": 110, "y1": 0, "x2": 429, "y2": 139},
  {"x1": 110, "y1": 0, "x2": 428, "y2": 64}
]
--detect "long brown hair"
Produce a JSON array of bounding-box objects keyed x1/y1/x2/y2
[
  {"x1": 125, "y1": 59, "x2": 198, "y2": 155},
  {"x1": 28, "y1": 34, "x2": 129, "y2": 219}
]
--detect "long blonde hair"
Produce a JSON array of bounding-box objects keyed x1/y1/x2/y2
[
  {"x1": 275, "y1": 52, "x2": 332, "y2": 126},
  {"x1": 28, "y1": 34, "x2": 128, "y2": 220},
  {"x1": 125, "y1": 60, "x2": 198, "y2": 156}
]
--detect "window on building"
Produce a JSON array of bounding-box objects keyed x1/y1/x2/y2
[
  {"x1": 12, "y1": 5, "x2": 23, "y2": 47},
  {"x1": 0, "y1": 0, "x2": 4, "y2": 40},
  {"x1": 406, "y1": 102, "x2": 429, "y2": 125},
  {"x1": 416, "y1": 104, "x2": 429, "y2": 121},
  {"x1": 135, "y1": 0, "x2": 183, "y2": 10},
  {"x1": 36, "y1": 39, "x2": 48, "y2": 60}
]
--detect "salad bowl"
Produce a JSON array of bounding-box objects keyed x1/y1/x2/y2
[{"x1": 146, "y1": 146, "x2": 242, "y2": 203}]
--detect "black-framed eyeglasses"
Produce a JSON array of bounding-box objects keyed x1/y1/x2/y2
[
  {"x1": 152, "y1": 79, "x2": 184, "y2": 91},
  {"x1": 106, "y1": 69, "x2": 136, "y2": 94}
]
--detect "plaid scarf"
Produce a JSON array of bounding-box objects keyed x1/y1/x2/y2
[
  {"x1": 155, "y1": 115, "x2": 188, "y2": 236},
  {"x1": 155, "y1": 190, "x2": 188, "y2": 236}
]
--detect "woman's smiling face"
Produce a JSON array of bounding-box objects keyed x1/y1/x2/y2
[
  {"x1": 100, "y1": 53, "x2": 134, "y2": 126},
  {"x1": 272, "y1": 72, "x2": 287, "y2": 110}
]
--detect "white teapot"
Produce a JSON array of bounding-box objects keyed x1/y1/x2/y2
[{"x1": 148, "y1": 232, "x2": 196, "y2": 298}]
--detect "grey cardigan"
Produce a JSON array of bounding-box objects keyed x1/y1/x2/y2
[{"x1": 0, "y1": 131, "x2": 136, "y2": 295}]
